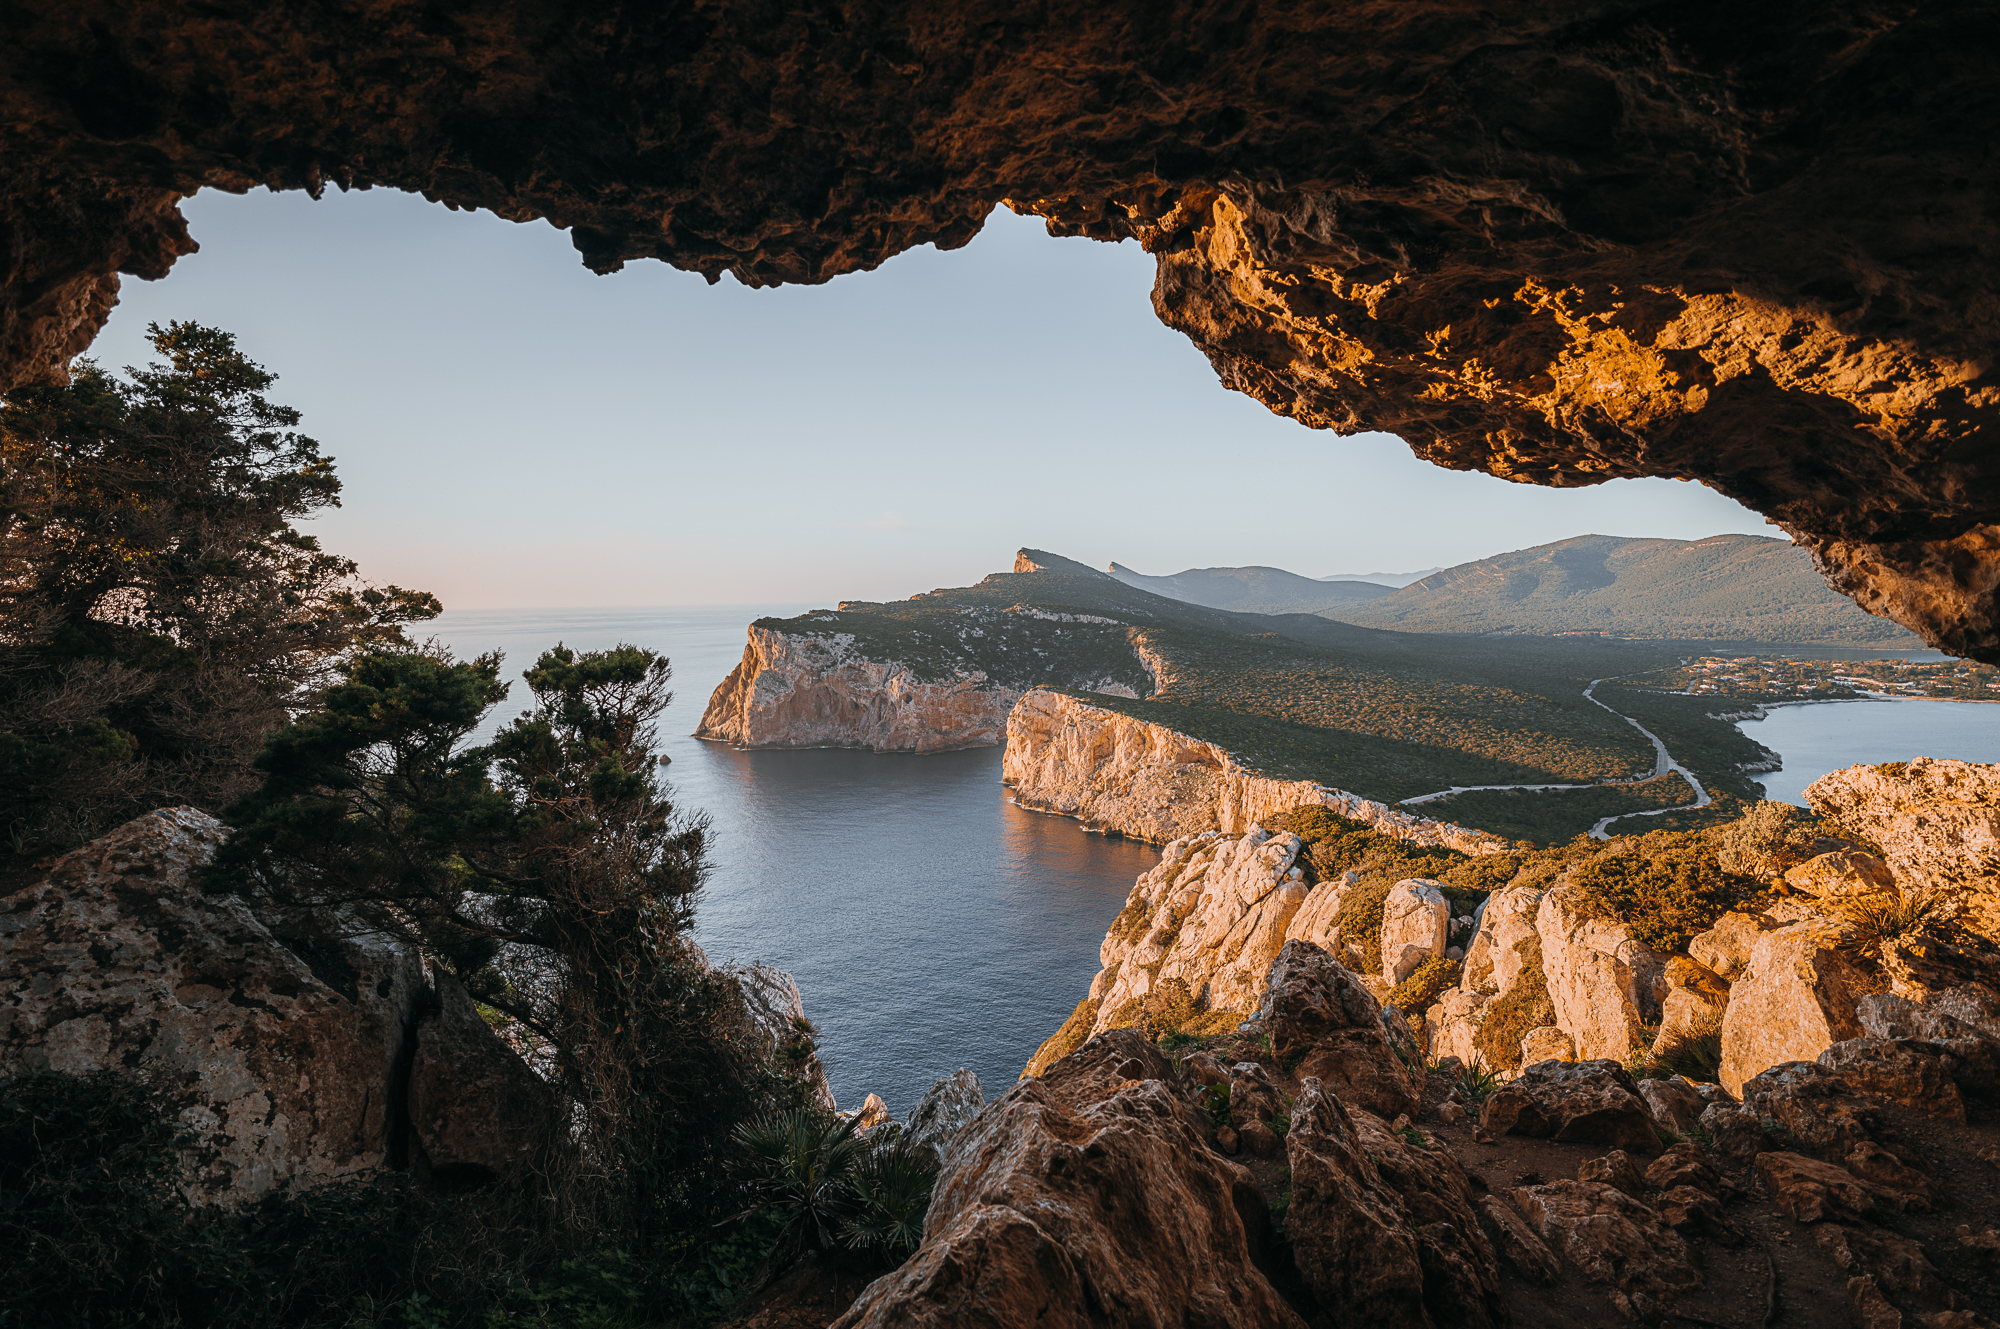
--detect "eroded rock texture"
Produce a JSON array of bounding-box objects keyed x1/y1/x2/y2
[{"x1": 2, "y1": 3, "x2": 1996, "y2": 652}]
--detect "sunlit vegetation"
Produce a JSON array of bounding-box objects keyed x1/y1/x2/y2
[{"x1": 1419, "y1": 772, "x2": 1698, "y2": 846}]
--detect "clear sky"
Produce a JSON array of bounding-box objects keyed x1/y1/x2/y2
[{"x1": 87, "y1": 187, "x2": 1781, "y2": 609}]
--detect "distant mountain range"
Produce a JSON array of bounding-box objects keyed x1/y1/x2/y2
[
  {"x1": 1105, "y1": 562, "x2": 1396, "y2": 615},
  {"x1": 1113, "y1": 535, "x2": 1919, "y2": 645},
  {"x1": 1317, "y1": 568, "x2": 1440, "y2": 588}
]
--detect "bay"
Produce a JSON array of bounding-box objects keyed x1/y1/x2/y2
[
  {"x1": 1740, "y1": 697, "x2": 2000, "y2": 806},
  {"x1": 428, "y1": 606, "x2": 1154, "y2": 1113}
]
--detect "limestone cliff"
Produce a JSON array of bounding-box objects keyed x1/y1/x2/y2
[
  {"x1": 1002, "y1": 687, "x2": 1507, "y2": 854},
  {"x1": 1806, "y1": 758, "x2": 2000, "y2": 939},
  {"x1": 695, "y1": 562, "x2": 1163, "y2": 752},
  {"x1": 696, "y1": 626, "x2": 1027, "y2": 754}
]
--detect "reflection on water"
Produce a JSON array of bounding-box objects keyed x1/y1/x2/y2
[
  {"x1": 430, "y1": 606, "x2": 1154, "y2": 1110},
  {"x1": 1741, "y1": 698, "x2": 2000, "y2": 807}
]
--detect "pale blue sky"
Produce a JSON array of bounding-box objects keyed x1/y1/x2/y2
[{"x1": 89, "y1": 188, "x2": 1779, "y2": 609}]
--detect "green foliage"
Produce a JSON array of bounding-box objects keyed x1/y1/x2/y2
[
  {"x1": 1439, "y1": 853, "x2": 1521, "y2": 895},
  {"x1": 1474, "y1": 936, "x2": 1556, "y2": 1072},
  {"x1": 1387, "y1": 955, "x2": 1462, "y2": 1016},
  {"x1": 1646, "y1": 1025, "x2": 1725, "y2": 1084},
  {"x1": 731, "y1": 1108, "x2": 939, "y2": 1266},
  {"x1": 1448, "y1": 1056, "x2": 1502, "y2": 1104},
  {"x1": 212, "y1": 641, "x2": 793, "y2": 1248},
  {"x1": 1022, "y1": 996, "x2": 1099, "y2": 1079},
  {"x1": 1842, "y1": 890, "x2": 1950, "y2": 945},
  {"x1": 1202, "y1": 1083, "x2": 1233, "y2": 1130},
  {"x1": 0, "y1": 322, "x2": 437, "y2": 859},
  {"x1": 1422, "y1": 773, "x2": 1700, "y2": 847},
  {"x1": 1711, "y1": 800, "x2": 1833, "y2": 878},
  {"x1": 1335, "y1": 876, "x2": 1396, "y2": 975},
  {"x1": 1567, "y1": 830, "x2": 1756, "y2": 954},
  {"x1": 1397, "y1": 1126, "x2": 1429, "y2": 1151}
]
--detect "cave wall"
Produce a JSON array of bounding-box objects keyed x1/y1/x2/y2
[{"x1": 2, "y1": 1, "x2": 1994, "y2": 655}]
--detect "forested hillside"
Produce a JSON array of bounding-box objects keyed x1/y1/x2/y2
[
  {"x1": 1330, "y1": 533, "x2": 1919, "y2": 643},
  {"x1": 760, "y1": 549, "x2": 1770, "y2": 840}
]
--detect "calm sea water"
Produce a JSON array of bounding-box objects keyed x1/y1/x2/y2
[
  {"x1": 428, "y1": 607, "x2": 1154, "y2": 1113},
  {"x1": 1740, "y1": 698, "x2": 2000, "y2": 806}
]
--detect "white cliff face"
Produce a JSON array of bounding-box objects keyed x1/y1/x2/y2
[
  {"x1": 1379, "y1": 879, "x2": 1449, "y2": 985},
  {"x1": 1085, "y1": 827, "x2": 1309, "y2": 1034},
  {"x1": 1807, "y1": 758, "x2": 2000, "y2": 937},
  {"x1": 696, "y1": 627, "x2": 1021, "y2": 753},
  {"x1": 1003, "y1": 688, "x2": 1509, "y2": 853},
  {"x1": 1535, "y1": 885, "x2": 1666, "y2": 1063}
]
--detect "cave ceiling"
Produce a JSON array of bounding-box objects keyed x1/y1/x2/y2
[{"x1": 2, "y1": 1, "x2": 1995, "y2": 656}]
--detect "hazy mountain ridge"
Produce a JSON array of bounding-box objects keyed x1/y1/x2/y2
[{"x1": 1105, "y1": 560, "x2": 1392, "y2": 614}]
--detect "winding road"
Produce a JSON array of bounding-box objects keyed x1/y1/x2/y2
[{"x1": 1398, "y1": 676, "x2": 1712, "y2": 839}]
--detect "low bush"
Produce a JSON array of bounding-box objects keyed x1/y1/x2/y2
[
  {"x1": 1387, "y1": 956, "x2": 1461, "y2": 1016},
  {"x1": 730, "y1": 1107, "x2": 939, "y2": 1267},
  {"x1": 1646, "y1": 1023, "x2": 1725, "y2": 1084},
  {"x1": 1334, "y1": 875, "x2": 1397, "y2": 975},
  {"x1": 1711, "y1": 800, "x2": 1832, "y2": 878},
  {"x1": 1842, "y1": 890, "x2": 1950, "y2": 945},
  {"x1": 1264, "y1": 805, "x2": 1461, "y2": 886},
  {"x1": 1567, "y1": 831, "x2": 1756, "y2": 954},
  {"x1": 1439, "y1": 853, "x2": 1522, "y2": 896},
  {"x1": 1473, "y1": 936, "x2": 1556, "y2": 1072}
]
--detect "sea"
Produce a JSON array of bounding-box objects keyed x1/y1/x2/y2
[
  {"x1": 429, "y1": 607, "x2": 2000, "y2": 1112},
  {"x1": 428, "y1": 606, "x2": 1155, "y2": 1114}
]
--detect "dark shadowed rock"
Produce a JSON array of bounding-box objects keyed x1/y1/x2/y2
[
  {"x1": 1757, "y1": 1152, "x2": 1885, "y2": 1224},
  {"x1": 1478, "y1": 1060, "x2": 1663, "y2": 1157},
  {"x1": 1576, "y1": 1149, "x2": 1645, "y2": 1199},
  {"x1": 1476, "y1": 1193, "x2": 1561, "y2": 1286},
  {"x1": 1818, "y1": 1037, "x2": 1966, "y2": 1122},
  {"x1": 0, "y1": 809, "x2": 426, "y2": 1205},
  {"x1": 408, "y1": 972, "x2": 553, "y2": 1188},
  {"x1": 1286, "y1": 1077, "x2": 1502, "y2": 1329},
  {"x1": 1739, "y1": 1061, "x2": 1892, "y2": 1161},
  {"x1": 903, "y1": 1067, "x2": 984, "y2": 1169},
  {"x1": 1511, "y1": 1180, "x2": 1700, "y2": 1320},
  {"x1": 1259, "y1": 939, "x2": 1418, "y2": 1120},
  {"x1": 833, "y1": 1030, "x2": 1303, "y2": 1329}
]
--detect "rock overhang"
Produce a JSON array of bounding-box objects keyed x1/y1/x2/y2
[{"x1": 2, "y1": 0, "x2": 1994, "y2": 655}]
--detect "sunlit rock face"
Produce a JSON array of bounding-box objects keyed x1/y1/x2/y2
[{"x1": 3, "y1": 2, "x2": 1994, "y2": 654}]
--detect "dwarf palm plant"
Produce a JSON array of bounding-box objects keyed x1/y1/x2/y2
[{"x1": 731, "y1": 1109, "x2": 866, "y2": 1256}]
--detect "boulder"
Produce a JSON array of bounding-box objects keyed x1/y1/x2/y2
[
  {"x1": 1818, "y1": 1038, "x2": 1966, "y2": 1121},
  {"x1": 1805, "y1": 759, "x2": 2000, "y2": 938},
  {"x1": 725, "y1": 962, "x2": 835, "y2": 1110},
  {"x1": 1511, "y1": 1180, "x2": 1701, "y2": 1319},
  {"x1": 1687, "y1": 911, "x2": 1780, "y2": 982},
  {"x1": 1081, "y1": 828, "x2": 1308, "y2": 1039},
  {"x1": 1285, "y1": 871, "x2": 1356, "y2": 951},
  {"x1": 1476, "y1": 1193, "x2": 1561, "y2": 1285},
  {"x1": 1783, "y1": 849, "x2": 1897, "y2": 900},
  {"x1": 1858, "y1": 991, "x2": 2000, "y2": 1095},
  {"x1": 1426, "y1": 989, "x2": 1490, "y2": 1066},
  {"x1": 1645, "y1": 1142, "x2": 1726, "y2": 1195},
  {"x1": 1576, "y1": 1149, "x2": 1646, "y2": 1198},
  {"x1": 904, "y1": 1067, "x2": 985, "y2": 1167},
  {"x1": 408, "y1": 972, "x2": 553, "y2": 1187},
  {"x1": 1652, "y1": 956, "x2": 1729, "y2": 1054},
  {"x1": 1637, "y1": 1078, "x2": 1705, "y2": 1136},
  {"x1": 1519, "y1": 1026, "x2": 1575, "y2": 1065},
  {"x1": 1461, "y1": 886, "x2": 1544, "y2": 997},
  {"x1": 1738, "y1": 1061, "x2": 1894, "y2": 1162},
  {"x1": 834, "y1": 1030, "x2": 1303, "y2": 1329},
  {"x1": 852, "y1": 1092, "x2": 893, "y2": 1132},
  {"x1": 1718, "y1": 918, "x2": 1869, "y2": 1095},
  {"x1": 1698, "y1": 1104, "x2": 1770, "y2": 1163},
  {"x1": 1286, "y1": 1078, "x2": 1503, "y2": 1329},
  {"x1": 1477, "y1": 1060, "x2": 1663, "y2": 1157},
  {"x1": 1380, "y1": 878, "x2": 1449, "y2": 985},
  {"x1": 1877, "y1": 929, "x2": 2000, "y2": 1005},
  {"x1": 1536, "y1": 885, "x2": 1665, "y2": 1061},
  {"x1": 1654, "y1": 1186, "x2": 1740, "y2": 1245},
  {"x1": 1817, "y1": 1224, "x2": 1974, "y2": 1326},
  {"x1": 1755, "y1": 1151, "x2": 1885, "y2": 1224},
  {"x1": 1258, "y1": 940, "x2": 1419, "y2": 1119},
  {"x1": 0, "y1": 809, "x2": 428, "y2": 1206}
]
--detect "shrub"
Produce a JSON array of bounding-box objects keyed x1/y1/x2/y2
[
  {"x1": 1335, "y1": 875, "x2": 1397, "y2": 975},
  {"x1": 1450, "y1": 1056, "x2": 1501, "y2": 1104},
  {"x1": 1843, "y1": 890, "x2": 1950, "y2": 944},
  {"x1": 1567, "y1": 831, "x2": 1756, "y2": 954},
  {"x1": 1646, "y1": 1023, "x2": 1725, "y2": 1083},
  {"x1": 1387, "y1": 955, "x2": 1462, "y2": 1016},
  {"x1": 1202, "y1": 1084, "x2": 1233, "y2": 1129},
  {"x1": 1439, "y1": 854, "x2": 1521, "y2": 896},
  {"x1": 1265, "y1": 805, "x2": 1462, "y2": 886},
  {"x1": 1474, "y1": 936, "x2": 1556, "y2": 1071},
  {"x1": 730, "y1": 1107, "x2": 940, "y2": 1267},
  {"x1": 1711, "y1": 800, "x2": 1831, "y2": 878},
  {"x1": 1022, "y1": 997, "x2": 1098, "y2": 1079}
]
